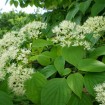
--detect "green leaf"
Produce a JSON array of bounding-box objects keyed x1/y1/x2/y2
[
  {"x1": 49, "y1": 47, "x2": 58, "y2": 58},
  {"x1": 68, "y1": 93, "x2": 92, "y2": 105},
  {"x1": 0, "y1": 91, "x2": 13, "y2": 105},
  {"x1": 84, "y1": 72, "x2": 105, "y2": 96},
  {"x1": 91, "y1": 3, "x2": 105, "y2": 16},
  {"x1": 66, "y1": 5, "x2": 79, "y2": 20},
  {"x1": 37, "y1": 52, "x2": 51, "y2": 66},
  {"x1": 72, "y1": 14, "x2": 82, "y2": 24},
  {"x1": 54, "y1": 56, "x2": 65, "y2": 75},
  {"x1": 45, "y1": 0, "x2": 63, "y2": 9},
  {"x1": 94, "y1": 0, "x2": 105, "y2": 3},
  {"x1": 85, "y1": 33, "x2": 99, "y2": 46},
  {"x1": 62, "y1": 46, "x2": 85, "y2": 67},
  {"x1": 78, "y1": 59, "x2": 105, "y2": 72},
  {"x1": 29, "y1": 55, "x2": 37, "y2": 62},
  {"x1": 14, "y1": 1, "x2": 18, "y2": 7},
  {"x1": 40, "y1": 65, "x2": 57, "y2": 78},
  {"x1": 25, "y1": 72, "x2": 47, "y2": 105},
  {"x1": 32, "y1": 39, "x2": 53, "y2": 48},
  {"x1": 89, "y1": 46, "x2": 105, "y2": 58},
  {"x1": 0, "y1": 78, "x2": 8, "y2": 92},
  {"x1": 79, "y1": 0, "x2": 92, "y2": 14},
  {"x1": 41, "y1": 78, "x2": 71, "y2": 105},
  {"x1": 102, "y1": 56, "x2": 105, "y2": 63},
  {"x1": 67, "y1": 73, "x2": 84, "y2": 98},
  {"x1": 63, "y1": 68, "x2": 71, "y2": 76}
]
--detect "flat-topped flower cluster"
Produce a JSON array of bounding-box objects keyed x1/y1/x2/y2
[
  {"x1": 52, "y1": 16, "x2": 105, "y2": 50},
  {"x1": 0, "y1": 16, "x2": 105, "y2": 96}
]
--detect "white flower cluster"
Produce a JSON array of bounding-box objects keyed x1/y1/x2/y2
[
  {"x1": 52, "y1": 20, "x2": 91, "y2": 50},
  {"x1": 94, "y1": 82, "x2": 105, "y2": 105},
  {"x1": 17, "y1": 48, "x2": 31, "y2": 64},
  {"x1": 0, "y1": 31, "x2": 21, "y2": 49},
  {"x1": 0, "y1": 46, "x2": 19, "y2": 70},
  {"x1": 8, "y1": 64, "x2": 34, "y2": 95},
  {"x1": 0, "y1": 32, "x2": 20, "y2": 80},
  {"x1": 52, "y1": 17, "x2": 105, "y2": 49},
  {"x1": 19, "y1": 21, "x2": 47, "y2": 40},
  {"x1": 83, "y1": 16, "x2": 105, "y2": 37},
  {"x1": 0, "y1": 21, "x2": 46, "y2": 95}
]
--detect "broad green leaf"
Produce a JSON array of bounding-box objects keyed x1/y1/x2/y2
[
  {"x1": 67, "y1": 73, "x2": 84, "y2": 98},
  {"x1": 49, "y1": 47, "x2": 58, "y2": 58},
  {"x1": 41, "y1": 78, "x2": 71, "y2": 105},
  {"x1": 68, "y1": 93, "x2": 92, "y2": 105},
  {"x1": 78, "y1": 59, "x2": 105, "y2": 72},
  {"x1": 37, "y1": 52, "x2": 51, "y2": 66},
  {"x1": 94, "y1": 0, "x2": 105, "y2": 3},
  {"x1": 79, "y1": 0, "x2": 92, "y2": 14},
  {"x1": 0, "y1": 91, "x2": 13, "y2": 105},
  {"x1": 62, "y1": 68, "x2": 71, "y2": 76},
  {"x1": 25, "y1": 72, "x2": 47, "y2": 105},
  {"x1": 54, "y1": 56, "x2": 65, "y2": 75},
  {"x1": 62, "y1": 46, "x2": 85, "y2": 67},
  {"x1": 91, "y1": 3, "x2": 105, "y2": 16},
  {"x1": 66, "y1": 5, "x2": 79, "y2": 20},
  {"x1": 32, "y1": 39, "x2": 53, "y2": 48},
  {"x1": 84, "y1": 72, "x2": 105, "y2": 96},
  {"x1": 40, "y1": 65, "x2": 57, "y2": 78},
  {"x1": 89, "y1": 46, "x2": 105, "y2": 58}
]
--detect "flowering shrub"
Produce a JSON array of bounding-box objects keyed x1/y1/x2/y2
[
  {"x1": 0, "y1": 21, "x2": 46, "y2": 96},
  {"x1": 0, "y1": 17, "x2": 105, "y2": 105}
]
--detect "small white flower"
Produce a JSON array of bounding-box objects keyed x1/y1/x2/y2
[
  {"x1": 8, "y1": 65, "x2": 34, "y2": 96},
  {"x1": 52, "y1": 20, "x2": 91, "y2": 49},
  {"x1": 94, "y1": 82, "x2": 105, "y2": 105},
  {"x1": 18, "y1": 21, "x2": 47, "y2": 39}
]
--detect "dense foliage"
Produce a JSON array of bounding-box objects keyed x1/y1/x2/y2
[
  {"x1": 0, "y1": 16, "x2": 105, "y2": 105},
  {"x1": 8, "y1": 0, "x2": 105, "y2": 21},
  {"x1": 8, "y1": 0, "x2": 105, "y2": 44},
  {"x1": 0, "y1": 0, "x2": 105, "y2": 105},
  {"x1": 0, "y1": 11, "x2": 41, "y2": 38}
]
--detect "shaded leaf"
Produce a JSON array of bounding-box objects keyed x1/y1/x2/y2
[
  {"x1": 84, "y1": 72, "x2": 105, "y2": 96},
  {"x1": 0, "y1": 91, "x2": 13, "y2": 105},
  {"x1": 41, "y1": 78, "x2": 71, "y2": 105},
  {"x1": 68, "y1": 93, "x2": 92, "y2": 105},
  {"x1": 79, "y1": 0, "x2": 92, "y2": 14},
  {"x1": 66, "y1": 5, "x2": 79, "y2": 20},
  {"x1": 91, "y1": 3, "x2": 105, "y2": 16},
  {"x1": 25, "y1": 72, "x2": 47, "y2": 104}
]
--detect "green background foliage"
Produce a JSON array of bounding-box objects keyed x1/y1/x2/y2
[{"x1": 0, "y1": 11, "x2": 41, "y2": 38}]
